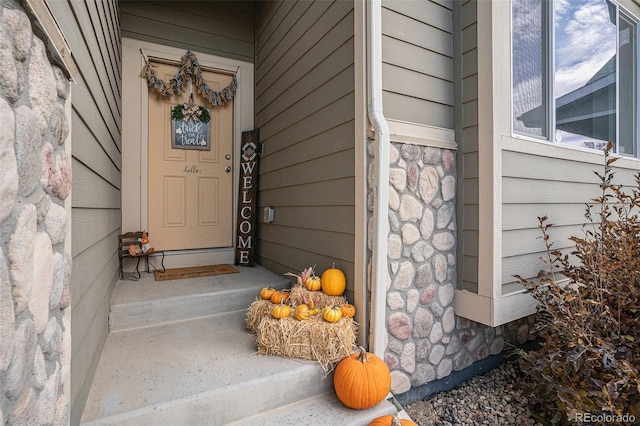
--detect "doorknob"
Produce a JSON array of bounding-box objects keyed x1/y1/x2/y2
[{"x1": 225, "y1": 166, "x2": 232, "y2": 173}]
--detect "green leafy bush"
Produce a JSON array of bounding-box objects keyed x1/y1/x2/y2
[{"x1": 514, "y1": 142, "x2": 640, "y2": 424}]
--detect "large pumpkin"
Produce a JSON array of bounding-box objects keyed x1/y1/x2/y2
[
  {"x1": 333, "y1": 346, "x2": 391, "y2": 409},
  {"x1": 368, "y1": 415, "x2": 417, "y2": 426},
  {"x1": 321, "y1": 265, "x2": 346, "y2": 296}
]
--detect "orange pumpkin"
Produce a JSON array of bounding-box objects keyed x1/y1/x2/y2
[
  {"x1": 368, "y1": 415, "x2": 417, "y2": 426},
  {"x1": 259, "y1": 287, "x2": 276, "y2": 300},
  {"x1": 321, "y1": 265, "x2": 346, "y2": 296},
  {"x1": 322, "y1": 305, "x2": 342, "y2": 323},
  {"x1": 334, "y1": 346, "x2": 391, "y2": 409},
  {"x1": 271, "y1": 301, "x2": 291, "y2": 319},
  {"x1": 305, "y1": 275, "x2": 322, "y2": 291},
  {"x1": 340, "y1": 302, "x2": 356, "y2": 319},
  {"x1": 270, "y1": 290, "x2": 290, "y2": 304},
  {"x1": 294, "y1": 304, "x2": 318, "y2": 320}
]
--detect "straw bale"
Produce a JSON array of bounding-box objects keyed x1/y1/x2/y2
[
  {"x1": 255, "y1": 314, "x2": 357, "y2": 368},
  {"x1": 287, "y1": 284, "x2": 345, "y2": 309},
  {"x1": 246, "y1": 298, "x2": 274, "y2": 334}
]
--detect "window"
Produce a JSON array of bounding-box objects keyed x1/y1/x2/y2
[{"x1": 513, "y1": 0, "x2": 639, "y2": 157}]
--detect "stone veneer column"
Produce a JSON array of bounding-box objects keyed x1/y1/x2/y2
[
  {"x1": 0, "y1": 3, "x2": 72, "y2": 424},
  {"x1": 367, "y1": 141, "x2": 535, "y2": 395}
]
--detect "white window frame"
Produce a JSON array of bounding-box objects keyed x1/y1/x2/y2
[
  {"x1": 455, "y1": 0, "x2": 640, "y2": 327},
  {"x1": 512, "y1": 0, "x2": 640, "y2": 158}
]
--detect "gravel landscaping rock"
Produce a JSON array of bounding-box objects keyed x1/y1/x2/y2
[{"x1": 402, "y1": 360, "x2": 544, "y2": 426}]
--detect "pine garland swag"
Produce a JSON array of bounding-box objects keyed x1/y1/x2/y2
[{"x1": 140, "y1": 50, "x2": 237, "y2": 107}]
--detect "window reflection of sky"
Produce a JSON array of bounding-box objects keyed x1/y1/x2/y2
[
  {"x1": 513, "y1": 0, "x2": 619, "y2": 147},
  {"x1": 555, "y1": 0, "x2": 616, "y2": 146},
  {"x1": 554, "y1": 0, "x2": 616, "y2": 98}
]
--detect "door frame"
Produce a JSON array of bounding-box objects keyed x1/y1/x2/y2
[{"x1": 122, "y1": 38, "x2": 254, "y2": 264}]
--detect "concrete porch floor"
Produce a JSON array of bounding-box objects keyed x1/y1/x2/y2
[{"x1": 80, "y1": 265, "x2": 404, "y2": 425}]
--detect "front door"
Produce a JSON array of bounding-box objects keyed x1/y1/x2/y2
[{"x1": 147, "y1": 62, "x2": 234, "y2": 251}]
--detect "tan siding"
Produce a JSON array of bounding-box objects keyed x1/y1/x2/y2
[
  {"x1": 259, "y1": 121, "x2": 354, "y2": 173},
  {"x1": 381, "y1": 1, "x2": 453, "y2": 128},
  {"x1": 255, "y1": 0, "x2": 355, "y2": 286},
  {"x1": 71, "y1": 208, "x2": 122, "y2": 257},
  {"x1": 120, "y1": 1, "x2": 254, "y2": 63},
  {"x1": 255, "y1": 1, "x2": 323, "y2": 78},
  {"x1": 70, "y1": 76, "x2": 121, "y2": 151},
  {"x1": 382, "y1": 63, "x2": 453, "y2": 106},
  {"x1": 48, "y1": 1, "x2": 121, "y2": 424},
  {"x1": 72, "y1": 110, "x2": 121, "y2": 186},
  {"x1": 71, "y1": 160, "x2": 121, "y2": 209},
  {"x1": 260, "y1": 150, "x2": 354, "y2": 190},
  {"x1": 259, "y1": 177, "x2": 356, "y2": 208},
  {"x1": 259, "y1": 93, "x2": 354, "y2": 155},
  {"x1": 503, "y1": 150, "x2": 639, "y2": 185},
  {"x1": 503, "y1": 203, "x2": 589, "y2": 230},
  {"x1": 257, "y1": 36, "x2": 353, "y2": 119},
  {"x1": 501, "y1": 149, "x2": 640, "y2": 286},
  {"x1": 259, "y1": 66, "x2": 354, "y2": 138},
  {"x1": 382, "y1": 36, "x2": 452, "y2": 81},
  {"x1": 502, "y1": 225, "x2": 581, "y2": 258},
  {"x1": 503, "y1": 177, "x2": 603, "y2": 204},
  {"x1": 383, "y1": 92, "x2": 453, "y2": 129},
  {"x1": 382, "y1": 7, "x2": 452, "y2": 56},
  {"x1": 272, "y1": 206, "x2": 355, "y2": 233},
  {"x1": 71, "y1": 232, "x2": 120, "y2": 310}
]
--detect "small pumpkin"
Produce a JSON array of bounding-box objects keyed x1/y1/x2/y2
[
  {"x1": 368, "y1": 414, "x2": 417, "y2": 426},
  {"x1": 259, "y1": 286, "x2": 276, "y2": 300},
  {"x1": 340, "y1": 302, "x2": 356, "y2": 319},
  {"x1": 270, "y1": 290, "x2": 290, "y2": 304},
  {"x1": 294, "y1": 304, "x2": 318, "y2": 320},
  {"x1": 322, "y1": 305, "x2": 342, "y2": 323},
  {"x1": 272, "y1": 300, "x2": 291, "y2": 319},
  {"x1": 334, "y1": 346, "x2": 391, "y2": 410},
  {"x1": 321, "y1": 264, "x2": 346, "y2": 296},
  {"x1": 304, "y1": 274, "x2": 322, "y2": 291}
]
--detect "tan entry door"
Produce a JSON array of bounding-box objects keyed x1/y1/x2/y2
[{"x1": 148, "y1": 62, "x2": 234, "y2": 251}]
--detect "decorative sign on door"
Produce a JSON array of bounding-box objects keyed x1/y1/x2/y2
[
  {"x1": 236, "y1": 130, "x2": 260, "y2": 266},
  {"x1": 171, "y1": 105, "x2": 211, "y2": 150}
]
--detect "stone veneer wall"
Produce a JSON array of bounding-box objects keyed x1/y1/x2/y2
[
  {"x1": 368, "y1": 141, "x2": 535, "y2": 395},
  {"x1": 0, "y1": 2, "x2": 72, "y2": 424}
]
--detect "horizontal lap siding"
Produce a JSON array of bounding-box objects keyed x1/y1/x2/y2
[
  {"x1": 120, "y1": 1, "x2": 254, "y2": 63},
  {"x1": 47, "y1": 1, "x2": 121, "y2": 424},
  {"x1": 255, "y1": 0, "x2": 355, "y2": 298},
  {"x1": 458, "y1": 0, "x2": 479, "y2": 293},
  {"x1": 381, "y1": 0, "x2": 454, "y2": 129},
  {"x1": 501, "y1": 149, "x2": 640, "y2": 286}
]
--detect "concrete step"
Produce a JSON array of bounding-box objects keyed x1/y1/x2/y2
[
  {"x1": 82, "y1": 309, "x2": 401, "y2": 425},
  {"x1": 83, "y1": 265, "x2": 409, "y2": 425},
  {"x1": 226, "y1": 391, "x2": 399, "y2": 426},
  {"x1": 82, "y1": 310, "x2": 334, "y2": 425},
  {"x1": 109, "y1": 265, "x2": 289, "y2": 331}
]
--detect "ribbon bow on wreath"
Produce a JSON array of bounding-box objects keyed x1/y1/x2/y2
[{"x1": 140, "y1": 50, "x2": 238, "y2": 110}]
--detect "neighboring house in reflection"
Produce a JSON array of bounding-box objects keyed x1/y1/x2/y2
[{"x1": 517, "y1": 56, "x2": 615, "y2": 150}]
